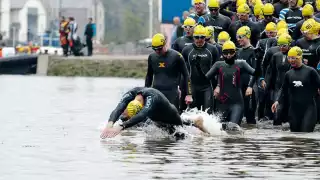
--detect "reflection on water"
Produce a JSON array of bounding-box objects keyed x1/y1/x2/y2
[{"x1": 0, "y1": 75, "x2": 319, "y2": 180}]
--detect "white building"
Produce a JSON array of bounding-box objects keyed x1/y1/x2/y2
[
  {"x1": 1, "y1": 0, "x2": 105, "y2": 44},
  {"x1": 10, "y1": 0, "x2": 47, "y2": 43}
]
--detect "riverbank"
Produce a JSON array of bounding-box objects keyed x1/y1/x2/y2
[{"x1": 37, "y1": 55, "x2": 148, "y2": 78}]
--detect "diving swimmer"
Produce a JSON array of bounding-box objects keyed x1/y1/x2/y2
[{"x1": 100, "y1": 87, "x2": 210, "y2": 139}]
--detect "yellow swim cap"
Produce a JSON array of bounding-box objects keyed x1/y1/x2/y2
[
  {"x1": 151, "y1": 33, "x2": 166, "y2": 47},
  {"x1": 317, "y1": 0, "x2": 320, "y2": 11},
  {"x1": 222, "y1": 40, "x2": 236, "y2": 51},
  {"x1": 277, "y1": 28, "x2": 289, "y2": 36},
  {"x1": 237, "y1": 0, "x2": 247, "y2": 7},
  {"x1": 183, "y1": 18, "x2": 196, "y2": 26},
  {"x1": 301, "y1": 18, "x2": 320, "y2": 34},
  {"x1": 237, "y1": 26, "x2": 251, "y2": 38},
  {"x1": 193, "y1": 25, "x2": 206, "y2": 36},
  {"x1": 277, "y1": 33, "x2": 292, "y2": 45},
  {"x1": 265, "y1": 22, "x2": 277, "y2": 32},
  {"x1": 254, "y1": 3, "x2": 264, "y2": 16},
  {"x1": 288, "y1": 46, "x2": 303, "y2": 58},
  {"x1": 194, "y1": 0, "x2": 205, "y2": 4},
  {"x1": 126, "y1": 100, "x2": 143, "y2": 118},
  {"x1": 277, "y1": 20, "x2": 288, "y2": 31},
  {"x1": 297, "y1": 0, "x2": 304, "y2": 7},
  {"x1": 208, "y1": 0, "x2": 220, "y2": 8},
  {"x1": 263, "y1": 3, "x2": 274, "y2": 15},
  {"x1": 302, "y1": 4, "x2": 314, "y2": 17},
  {"x1": 218, "y1": 31, "x2": 230, "y2": 44},
  {"x1": 237, "y1": 3, "x2": 251, "y2": 14},
  {"x1": 205, "y1": 26, "x2": 215, "y2": 39}
]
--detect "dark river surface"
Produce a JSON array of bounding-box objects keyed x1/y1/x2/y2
[{"x1": 0, "y1": 76, "x2": 319, "y2": 180}]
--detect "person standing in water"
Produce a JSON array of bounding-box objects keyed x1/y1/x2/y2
[
  {"x1": 272, "y1": 46, "x2": 320, "y2": 132},
  {"x1": 145, "y1": 33, "x2": 193, "y2": 109},
  {"x1": 202, "y1": 41, "x2": 261, "y2": 125}
]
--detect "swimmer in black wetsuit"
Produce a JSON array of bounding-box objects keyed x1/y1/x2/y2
[
  {"x1": 171, "y1": 18, "x2": 196, "y2": 113},
  {"x1": 236, "y1": 26, "x2": 257, "y2": 124},
  {"x1": 272, "y1": 46, "x2": 320, "y2": 132},
  {"x1": 145, "y1": 33, "x2": 193, "y2": 109},
  {"x1": 266, "y1": 33, "x2": 293, "y2": 125},
  {"x1": 203, "y1": 41, "x2": 261, "y2": 125},
  {"x1": 100, "y1": 87, "x2": 209, "y2": 138},
  {"x1": 182, "y1": 25, "x2": 220, "y2": 113}
]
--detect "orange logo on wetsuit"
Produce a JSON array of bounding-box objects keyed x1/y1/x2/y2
[{"x1": 159, "y1": 62, "x2": 166, "y2": 68}]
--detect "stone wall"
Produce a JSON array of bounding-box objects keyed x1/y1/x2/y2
[{"x1": 37, "y1": 55, "x2": 148, "y2": 78}]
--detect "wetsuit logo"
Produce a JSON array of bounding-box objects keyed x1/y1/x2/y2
[
  {"x1": 159, "y1": 62, "x2": 166, "y2": 68},
  {"x1": 293, "y1": 81, "x2": 303, "y2": 87},
  {"x1": 145, "y1": 96, "x2": 152, "y2": 109}
]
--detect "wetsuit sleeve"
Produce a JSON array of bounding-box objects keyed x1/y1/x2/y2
[
  {"x1": 177, "y1": 53, "x2": 192, "y2": 95},
  {"x1": 122, "y1": 95, "x2": 154, "y2": 129},
  {"x1": 277, "y1": 73, "x2": 289, "y2": 104},
  {"x1": 261, "y1": 48, "x2": 272, "y2": 78},
  {"x1": 310, "y1": 68, "x2": 320, "y2": 88},
  {"x1": 109, "y1": 91, "x2": 135, "y2": 123},
  {"x1": 219, "y1": 1, "x2": 235, "y2": 18},
  {"x1": 182, "y1": 47, "x2": 190, "y2": 73},
  {"x1": 145, "y1": 55, "x2": 154, "y2": 87},
  {"x1": 205, "y1": 62, "x2": 220, "y2": 80},
  {"x1": 171, "y1": 39, "x2": 179, "y2": 52},
  {"x1": 248, "y1": 53, "x2": 257, "y2": 88},
  {"x1": 266, "y1": 55, "x2": 276, "y2": 90}
]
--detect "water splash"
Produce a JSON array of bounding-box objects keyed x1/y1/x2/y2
[{"x1": 181, "y1": 108, "x2": 229, "y2": 136}]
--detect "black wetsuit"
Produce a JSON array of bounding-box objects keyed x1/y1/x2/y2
[
  {"x1": 296, "y1": 37, "x2": 312, "y2": 64},
  {"x1": 255, "y1": 37, "x2": 277, "y2": 61},
  {"x1": 228, "y1": 20, "x2": 261, "y2": 47},
  {"x1": 172, "y1": 36, "x2": 194, "y2": 53},
  {"x1": 109, "y1": 87, "x2": 185, "y2": 134},
  {"x1": 259, "y1": 46, "x2": 280, "y2": 120},
  {"x1": 266, "y1": 52, "x2": 291, "y2": 124},
  {"x1": 204, "y1": 13, "x2": 232, "y2": 42},
  {"x1": 205, "y1": 59, "x2": 260, "y2": 125},
  {"x1": 308, "y1": 37, "x2": 320, "y2": 123},
  {"x1": 145, "y1": 49, "x2": 191, "y2": 109},
  {"x1": 171, "y1": 36, "x2": 194, "y2": 112},
  {"x1": 274, "y1": 2, "x2": 288, "y2": 18},
  {"x1": 237, "y1": 46, "x2": 257, "y2": 124},
  {"x1": 182, "y1": 43, "x2": 219, "y2": 113},
  {"x1": 283, "y1": 8, "x2": 303, "y2": 34},
  {"x1": 277, "y1": 65, "x2": 320, "y2": 132},
  {"x1": 307, "y1": 37, "x2": 320, "y2": 69}
]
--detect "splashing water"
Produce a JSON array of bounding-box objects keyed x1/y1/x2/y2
[{"x1": 181, "y1": 108, "x2": 229, "y2": 136}]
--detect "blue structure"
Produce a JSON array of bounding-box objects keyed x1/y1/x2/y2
[
  {"x1": 161, "y1": 0, "x2": 193, "y2": 23},
  {"x1": 42, "y1": 31, "x2": 60, "y2": 47}
]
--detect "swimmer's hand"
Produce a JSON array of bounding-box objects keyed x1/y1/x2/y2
[
  {"x1": 271, "y1": 101, "x2": 279, "y2": 113},
  {"x1": 214, "y1": 86, "x2": 220, "y2": 97},
  {"x1": 100, "y1": 126, "x2": 123, "y2": 139},
  {"x1": 185, "y1": 95, "x2": 193, "y2": 104},
  {"x1": 245, "y1": 87, "x2": 253, "y2": 96}
]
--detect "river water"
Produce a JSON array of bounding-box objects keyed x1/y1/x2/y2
[{"x1": 0, "y1": 76, "x2": 319, "y2": 180}]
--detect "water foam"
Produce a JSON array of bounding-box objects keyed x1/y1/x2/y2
[{"x1": 181, "y1": 108, "x2": 228, "y2": 136}]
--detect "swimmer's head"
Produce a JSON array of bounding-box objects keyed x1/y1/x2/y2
[
  {"x1": 124, "y1": 99, "x2": 143, "y2": 118},
  {"x1": 222, "y1": 41, "x2": 237, "y2": 61},
  {"x1": 288, "y1": 46, "x2": 303, "y2": 68}
]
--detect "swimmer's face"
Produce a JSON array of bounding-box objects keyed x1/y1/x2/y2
[
  {"x1": 184, "y1": 26, "x2": 195, "y2": 36},
  {"x1": 194, "y1": 35, "x2": 206, "y2": 47},
  {"x1": 237, "y1": 35, "x2": 248, "y2": 47},
  {"x1": 279, "y1": 44, "x2": 290, "y2": 53},
  {"x1": 288, "y1": 56, "x2": 302, "y2": 68},
  {"x1": 194, "y1": 3, "x2": 205, "y2": 13},
  {"x1": 289, "y1": 0, "x2": 297, "y2": 7},
  {"x1": 266, "y1": 31, "x2": 277, "y2": 38}
]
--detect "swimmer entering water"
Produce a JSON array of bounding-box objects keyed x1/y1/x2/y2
[{"x1": 100, "y1": 87, "x2": 210, "y2": 139}]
